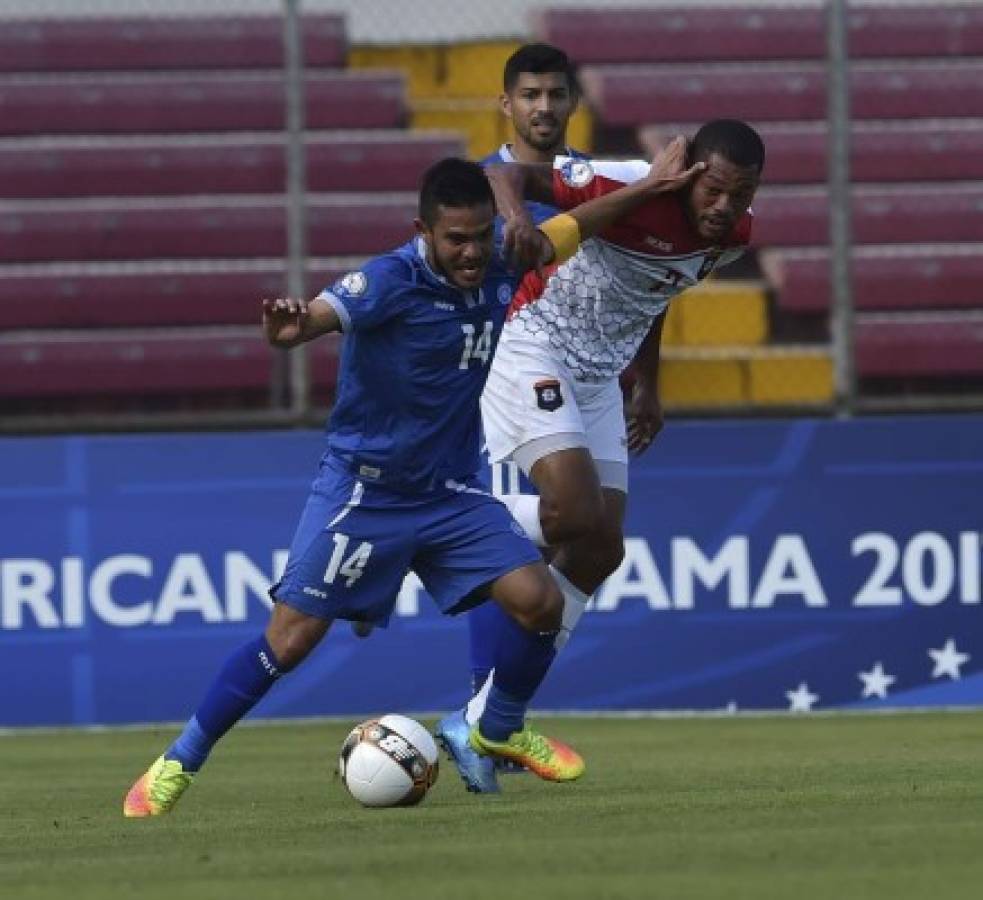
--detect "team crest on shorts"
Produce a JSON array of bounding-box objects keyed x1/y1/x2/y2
[
  {"x1": 336, "y1": 271, "x2": 367, "y2": 297},
  {"x1": 534, "y1": 379, "x2": 564, "y2": 412},
  {"x1": 560, "y1": 159, "x2": 595, "y2": 189}
]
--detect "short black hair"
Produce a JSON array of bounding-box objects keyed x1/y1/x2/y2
[
  {"x1": 688, "y1": 119, "x2": 766, "y2": 173},
  {"x1": 503, "y1": 42, "x2": 579, "y2": 95},
  {"x1": 418, "y1": 157, "x2": 494, "y2": 226}
]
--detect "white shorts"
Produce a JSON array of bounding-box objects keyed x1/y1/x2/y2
[{"x1": 482, "y1": 333, "x2": 628, "y2": 490}]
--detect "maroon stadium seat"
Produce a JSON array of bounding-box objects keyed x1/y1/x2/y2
[
  {"x1": 537, "y1": 5, "x2": 983, "y2": 64},
  {"x1": 0, "y1": 71, "x2": 406, "y2": 136},
  {"x1": 579, "y1": 61, "x2": 983, "y2": 125},
  {"x1": 751, "y1": 184, "x2": 983, "y2": 247},
  {"x1": 643, "y1": 121, "x2": 983, "y2": 185},
  {"x1": 0, "y1": 132, "x2": 464, "y2": 199},
  {"x1": 0, "y1": 329, "x2": 341, "y2": 397},
  {"x1": 0, "y1": 260, "x2": 364, "y2": 329},
  {"x1": 856, "y1": 313, "x2": 983, "y2": 377},
  {"x1": 778, "y1": 247, "x2": 983, "y2": 313},
  {"x1": 758, "y1": 122, "x2": 983, "y2": 185},
  {"x1": 0, "y1": 16, "x2": 347, "y2": 72},
  {"x1": 0, "y1": 195, "x2": 418, "y2": 263}
]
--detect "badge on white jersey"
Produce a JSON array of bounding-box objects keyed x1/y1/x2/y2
[
  {"x1": 534, "y1": 379, "x2": 564, "y2": 412},
  {"x1": 336, "y1": 271, "x2": 368, "y2": 298},
  {"x1": 560, "y1": 158, "x2": 595, "y2": 189}
]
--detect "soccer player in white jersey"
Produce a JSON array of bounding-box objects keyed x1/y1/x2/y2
[
  {"x1": 437, "y1": 45, "x2": 679, "y2": 794},
  {"x1": 462, "y1": 118, "x2": 765, "y2": 751}
]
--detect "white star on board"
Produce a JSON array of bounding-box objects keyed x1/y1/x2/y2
[
  {"x1": 786, "y1": 682, "x2": 819, "y2": 712},
  {"x1": 858, "y1": 662, "x2": 896, "y2": 699},
  {"x1": 928, "y1": 638, "x2": 970, "y2": 680}
]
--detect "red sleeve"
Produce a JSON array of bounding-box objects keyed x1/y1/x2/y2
[{"x1": 551, "y1": 158, "x2": 650, "y2": 210}]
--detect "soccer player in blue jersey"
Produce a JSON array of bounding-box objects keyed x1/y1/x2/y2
[{"x1": 122, "y1": 154, "x2": 704, "y2": 815}]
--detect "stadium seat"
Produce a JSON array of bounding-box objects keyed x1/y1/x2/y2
[
  {"x1": 578, "y1": 61, "x2": 983, "y2": 125},
  {"x1": 537, "y1": 5, "x2": 983, "y2": 64},
  {"x1": 0, "y1": 195, "x2": 418, "y2": 263},
  {"x1": 855, "y1": 313, "x2": 983, "y2": 377},
  {"x1": 0, "y1": 132, "x2": 463, "y2": 199},
  {"x1": 664, "y1": 281, "x2": 768, "y2": 347},
  {"x1": 0, "y1": 259, "x2": 363, "y2": 330},
  {"x1": 0, "y1": 71, "x2": 407, "y2": 136},
  {"x1": 777, "y1": 246, "x2": 983, "y2": 313},
  {"x1": 659, "y1": 347, "x2": 833, "y2": 408},
  {"x1": 647, "y1": 121, "x2": 983, "y2": 186},
  {"x1": 0, "y1": 328, "x2": 341, "y2": 398},
  {"x1": 0, "y1": 15, "x2": 347, "y2": 72},
  {"x1": 751, "y1": 184, "x2": 983, "y2": 247}
]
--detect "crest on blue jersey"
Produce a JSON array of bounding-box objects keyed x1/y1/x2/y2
[
  {"x1": 335, "y1": 271, "x2": 368, "y2": 298},
  {"x1": 497, "y1": 283, "x2": 513, "y2": 306},
  {"x1": 560, "y1": 158, "x2": 595, "y2": 189}
]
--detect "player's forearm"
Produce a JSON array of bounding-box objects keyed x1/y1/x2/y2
[
  {"x1": 485, "y1": 163, "x2": 556, "y2": 214},
  {"x1": 264, "y1": 296, "x2": 340, "y2": 348},
  {"x1": 632, "y1": 312, "x2": 666, "y2": 386}
]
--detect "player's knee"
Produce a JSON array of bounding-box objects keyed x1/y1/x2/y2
[
  {"x1": 265, "y1": 616, "x2": 326, "y2": 671},
  {"x1": 592, "y1": 532, "x2": 625, "y2": 579},
  {"x1": 539, "y1": 490, "x2": 604, "y2": 545},
  {"x1": 513, "y1": 580, "x2": 563, "y2": 634}
]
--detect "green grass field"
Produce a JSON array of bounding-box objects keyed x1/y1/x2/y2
[{"x1": 2, "y1": 712, "x2": 982, "y2": 900}]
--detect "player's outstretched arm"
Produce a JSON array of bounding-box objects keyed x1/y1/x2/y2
[
  {"x1": 564, "y1": 137, "x2": 705, "y2": 243},
  {"x1": 261, "y1": 296, "x2": 341, "y2": 349},
  {"x1": 535, "y1": 139, "x2": 706, "y2": 267}
]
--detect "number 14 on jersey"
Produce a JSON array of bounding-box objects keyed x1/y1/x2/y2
[{"x1": 459, "y1": 321, "x2": 493, "y2": 369}]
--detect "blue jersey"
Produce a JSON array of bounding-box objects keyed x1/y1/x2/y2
[
  {"x1": 479, "y1": 143, "x2": 591, "y2": 225},
  {"x1": 320, "y1": 238, "x2": 518, "y2": 494}
]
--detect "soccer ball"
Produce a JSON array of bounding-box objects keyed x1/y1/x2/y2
[{"x1": 338, "y1": 714, "x2": 439, "y2": 807}]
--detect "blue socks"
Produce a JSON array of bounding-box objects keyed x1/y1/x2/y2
[
  {"x1": 468, "y1": 601, "x2": 512, "y2": 694},
  {"x1": 165, "y1": 634, "x2": 283, "y2": 771},
  {"x1": 478, "y1": 614, "x2": 557, "y2": 741}
]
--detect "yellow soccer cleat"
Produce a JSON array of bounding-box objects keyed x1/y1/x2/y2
[
  {"x1": 469, "y1": 725, "x2": 585, "y2": 783},
  {"x1": 123, "y1": 755, "x2": 195, "y2": 817}
]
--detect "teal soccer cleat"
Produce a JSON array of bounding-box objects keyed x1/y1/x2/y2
[{"x1": 435, "y1": 710, "x2": 500, "y2": 794}]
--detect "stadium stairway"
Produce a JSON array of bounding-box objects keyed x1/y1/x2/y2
[
  {"x1": 539, "y1": 3, "x2": 983, "y2": 406},
  {"x1": 0, "y1": 14, "x2": 464, "y2": 418}
]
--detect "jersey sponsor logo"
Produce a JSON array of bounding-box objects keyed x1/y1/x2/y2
[
  {"x1": 560, "y1": 158, "x2": 595, "y2": 189},
  {"x1": 497, "y1": 283, "x2": 513, "y2": 305},
  {"x1": 336, "y1": 271, "x2": 368, "y2": 297},
  {"x1": 534, "y1": 378, "x2": 564, "y2": 412}
]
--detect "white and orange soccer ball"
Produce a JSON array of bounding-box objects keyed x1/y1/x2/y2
[{"x1": 338, "y1": 714, "x2": 439, "y2": 808}]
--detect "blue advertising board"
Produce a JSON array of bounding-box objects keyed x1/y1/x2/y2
[{"x1": 1, "y1": 415, "x2": 981, "y2": 726}]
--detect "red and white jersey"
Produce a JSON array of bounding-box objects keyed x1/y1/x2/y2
[{"x1": 505, "y1": 156, "x2": 752, "y2": 381}]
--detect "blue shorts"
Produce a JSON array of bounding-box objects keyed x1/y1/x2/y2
[{"x1": 271, "y1": 456, "x2": 541, "y2": 626}]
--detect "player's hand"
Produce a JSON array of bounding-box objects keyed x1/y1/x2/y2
[
  {"x1": 502, "y1": 211, "x2": 550, "y2": 275},
  {"x1": 262, "y1": 297, "x2": 308, "y2": 347},
  {"x1": 626, "y1": 378, "x2": 664, "y2": 455},
  {"x1": 642, "y1": 134, "x2": 706, "y2": 194}
]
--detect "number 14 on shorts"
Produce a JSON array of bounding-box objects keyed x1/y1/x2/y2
[{"x1": 324, "y1": 533, "x2": 374, "y2": 588}]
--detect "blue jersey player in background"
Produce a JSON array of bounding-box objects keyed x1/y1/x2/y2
[{"x1": 122, "y1": 156, "x2": 691, "y2": 814}]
